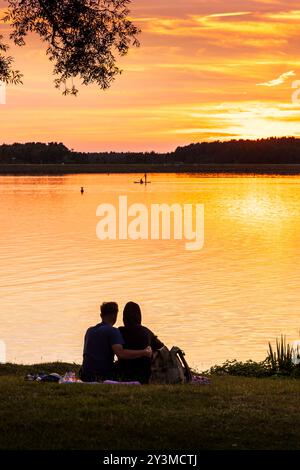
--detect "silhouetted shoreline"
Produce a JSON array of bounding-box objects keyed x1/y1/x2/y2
[
  {"x1": 2, "y1": 163, "x2": 300, "y2": 175},
  {"x1": 2, "y1": 138, "x2": 300, "y2": 173}
]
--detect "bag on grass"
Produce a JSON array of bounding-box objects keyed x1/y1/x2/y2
[{"x1": 149, "y1": 345, "x2": 192, "y2": 384}]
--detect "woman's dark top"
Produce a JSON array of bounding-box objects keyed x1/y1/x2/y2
[{"x1": 115, "y1": 325, "x2": 164, "y2": 384}]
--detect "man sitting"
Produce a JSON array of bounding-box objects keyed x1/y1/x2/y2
[{"x1": 80, "y1": 301, "x2": 152, "y2": 382}]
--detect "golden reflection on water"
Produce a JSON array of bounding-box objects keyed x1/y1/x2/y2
[{"x1": 1, "y1": 174, "x2": 300, "y2": 369}]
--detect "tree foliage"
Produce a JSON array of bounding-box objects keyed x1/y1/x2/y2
[
  {"x1": 0, "y1": 142, "x2": 70, "y2": 163},
  {"x1": 0, "y1": 0, "x2": 140, "y2": 94},
  {"x1": 0, "y1": 34, "x2": 23, "y2": 84},
  {"x1": 172, "y1": 137, "x2": 300, "y2": 164}
]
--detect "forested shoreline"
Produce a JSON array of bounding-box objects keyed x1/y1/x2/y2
[{"x1": 1, "y1": 137, "x2": 300, "y2": 165}]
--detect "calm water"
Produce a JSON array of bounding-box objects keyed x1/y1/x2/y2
[{"x1": 1, "y1": 173, "x2": 300, "y2": 370}]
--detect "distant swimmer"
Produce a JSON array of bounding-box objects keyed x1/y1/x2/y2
[{"x1": 81, "y1": 187, "x2": 84, "y2": 194}]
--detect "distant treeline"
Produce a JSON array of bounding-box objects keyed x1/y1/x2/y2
[
  {"x1": 0, "y1": 142, "x2": 71, "y2": 164},
  {"x1": 1, "y1": 137, "x2": 300, "y2": 164}
]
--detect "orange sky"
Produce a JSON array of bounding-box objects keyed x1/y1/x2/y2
[{"x1": 1, "y1": 0, "x2": 300, "y2": 152}]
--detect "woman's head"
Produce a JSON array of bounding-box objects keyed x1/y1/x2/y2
[{"x1": 123, "y1": 302, "x2": 142, "y2": 327}]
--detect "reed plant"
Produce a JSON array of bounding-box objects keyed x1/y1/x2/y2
[
  {"x1": 207, "y1": 336, "x2": 300, "y2": 378},
  {"x1": 267, "y1": 335, "x2": 295, "y2": 374}
]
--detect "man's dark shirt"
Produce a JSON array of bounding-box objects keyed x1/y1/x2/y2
[
  {"x1": 116, "y1": 325, "x2": 164, "y2": 383},
  {"x1": 81, "y1": 322, "x2": 124, "y2": 381}
]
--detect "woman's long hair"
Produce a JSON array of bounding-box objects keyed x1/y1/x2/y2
[{"x1": 123, "y1": 301, "x2": 142, "y2": 327}]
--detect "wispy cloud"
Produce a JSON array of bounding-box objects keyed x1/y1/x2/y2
[
  {"x1": 206, "y1": 12, "x2": 252, "y2": 19},
  {"x1": 256, "y1": 71, "x2": 296, "y2": 87},
  {"x1": 265, "y1": 10, "x2": 300, "y2": 20}
]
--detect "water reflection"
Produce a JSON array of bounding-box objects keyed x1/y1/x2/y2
[{"x1": 1, "y1": 174, "x2": 300, "y2": 369}]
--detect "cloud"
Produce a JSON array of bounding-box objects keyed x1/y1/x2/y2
[
  {"x1": 206, "y1": 12, "x2": 252, "y2": 18},
  {"x1": 265, "y1": 10, "x2": 300, "y2": 20},
  {"x1": 138, "y1": 10, "x2": 299, "y2": 54},
  {"x1": 256, "y1": 71, "x2": 296, "y2": 87},
  {"x1": 167, "y1": 101, "x2": 300, "y2": 142}
]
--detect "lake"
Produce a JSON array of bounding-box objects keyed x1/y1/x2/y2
[{"x1": 1, "y1": 173, "x2": 300, "y2": 370}]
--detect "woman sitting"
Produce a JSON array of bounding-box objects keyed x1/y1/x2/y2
[{"x1": 115, "y1": 301, "x2": 164, "y2": 384}]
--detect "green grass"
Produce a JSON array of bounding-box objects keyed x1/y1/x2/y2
[{"x1": 1, "y1": 363, "x2": 300, "y2": 450}]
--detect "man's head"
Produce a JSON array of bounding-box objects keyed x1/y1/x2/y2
[{"x1": 100, "y1": 302, "x2": 118, "y2": 325}]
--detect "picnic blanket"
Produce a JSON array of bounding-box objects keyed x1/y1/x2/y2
[
  {"x1": 25, "y1": 372, "x2": 141, "y2": 385},
  {"x1": 25, "y1": 372, "x2": 210, "y2": 385}
]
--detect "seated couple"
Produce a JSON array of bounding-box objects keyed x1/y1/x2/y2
[{"x1": 80, "y1": 301, "x2": 164, "y2": 384}]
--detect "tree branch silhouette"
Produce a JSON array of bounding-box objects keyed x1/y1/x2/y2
[{"x1": 0, "y1": 0, "x2": 140, "y2": 94}]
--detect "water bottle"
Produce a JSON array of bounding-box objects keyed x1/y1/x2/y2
[
  {"x1": 59, "y1": 371, "x2": 77, "y2": 383},
  {"x1": 70, "y1": 371, "x2": 76, "y2": 382}
]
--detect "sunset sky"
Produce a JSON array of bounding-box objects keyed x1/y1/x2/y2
[{"x1": 1, "y1": 0, "x2": 300, "y2": 152}]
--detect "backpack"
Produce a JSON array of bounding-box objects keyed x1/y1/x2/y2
[{"x1": 149, "y1": 345, "x2": 192, "y2": 384}]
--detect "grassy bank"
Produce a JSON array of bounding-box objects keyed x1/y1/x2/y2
[
  {"x1": 2, "y1": 163, "x2": 300, "y2": 175},
  {"x1": 1, "y1": 363, "x2": 300, "y2": 450}
]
